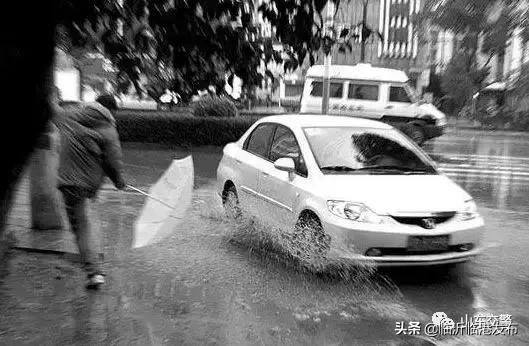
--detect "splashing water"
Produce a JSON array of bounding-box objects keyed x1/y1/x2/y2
[{"x1": 194, "y1": 196, "x2": 427, "y2": 324}]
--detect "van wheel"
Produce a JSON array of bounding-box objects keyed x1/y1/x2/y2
[
  {"x1": 292, "y1": 214, "x2": 330, "y2": 270},
  {"x1": 223, "y1": 185, "x2": 241, "y2": 219},
  {"x1": 409, "y1": 125, "x2": 425, "y2": 146}
]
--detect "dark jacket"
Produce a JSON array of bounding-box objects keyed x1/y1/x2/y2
[{"x1": 55, "y1": 102, "x2": 125, "y2": 196}]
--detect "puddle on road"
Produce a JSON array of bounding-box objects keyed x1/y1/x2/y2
[
  {"x1": 92, "y1": 189, "x2": 431, "y2": 344},
  {"x1": 51, "y1": 189, "x2": 494, "y2": 344},
  {"x1": 191, "y1": 201, "x2": 434, "y2": 342},
  {"x1": 19, "y1": 188, "x2": 522, "y2": 344}
]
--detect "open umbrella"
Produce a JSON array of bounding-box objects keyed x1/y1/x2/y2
[{"x1": 128, "y1": 155, "x2": 194, "y2": 248}]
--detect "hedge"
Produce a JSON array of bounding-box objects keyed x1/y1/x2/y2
[
  {"x1": 115, "y1": 107, "x2": 194, "y2": 118},
  {"x1": 191, "y1": 96, "x2": 238, "y2": 117},
  {"x1": 115, "y1": 111, "x2": 259, "y2": 146}
]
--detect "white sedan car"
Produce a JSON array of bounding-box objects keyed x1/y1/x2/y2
[{"x1": 216, "y1": 115, "x2": 485, "y2": 267}]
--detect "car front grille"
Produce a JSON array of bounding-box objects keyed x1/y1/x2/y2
[
  {"x1": 377, "y1": 245, "x2": 461, "y2": 256},
  {"x1": 390, "y1": 212, "x2": 456, "y2": 228}
]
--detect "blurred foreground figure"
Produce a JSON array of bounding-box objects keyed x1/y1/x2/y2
[
  {"x1": 0, "y1": 2, "x2": 55, "y2": 260},
  {"x1": 55, "y1": 94, "x2": 126, "y2": 289},
  {"x1": 30, "y1": 88, "x2": 64, "y2": 230}
]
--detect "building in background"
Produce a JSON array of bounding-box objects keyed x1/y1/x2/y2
[
  {"x1": 260, "y1": 0, "x2": 433, "y2": 108},
  {"x1": 332, "y1": 0, "x2": 430, "y2": 93}
]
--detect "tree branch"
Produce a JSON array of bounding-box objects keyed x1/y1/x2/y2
[{"x1": 483, "y1": 51, "x2": 495, "y2": 68}]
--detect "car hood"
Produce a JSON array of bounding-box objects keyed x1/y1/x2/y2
[
  {"x1": 319, "y1": 174, "x2": 471, "y2": 215},
  {"x1": 417, "y1": 103, "x2": 446, "y2": 120}
]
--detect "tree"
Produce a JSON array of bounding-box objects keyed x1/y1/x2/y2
[
  {"x1": 353, "y1": 0, "x2": 382, "y2": 62},
  {"x1": 419, "y1": 0, "x2": 518, "y2": 114},
  {"x1": 419, "y1": 0, "x2": 497, "y2": 63},
  {"x1": 441, "y1": 52, "x2": 489, "y2": 114},
  {"x1": 56, "y1": 0, "x2": 380, "y2": 102},
  {"x1": 56, "y1": 0, "x2": 270, "y2": 102},
  {"x1": 258, "y1": 0, "x2": 375, "y2": 72},
  {"x1": 421, "y1": 0, "x2": 525, "y2": 65}
]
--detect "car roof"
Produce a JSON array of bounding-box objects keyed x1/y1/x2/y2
[
  {"x1": 306, "y1": 64, "x2": 408, "y2": 83},
  {"x1": 255, "y1": 114, "x2": 394, "y2": 130}
]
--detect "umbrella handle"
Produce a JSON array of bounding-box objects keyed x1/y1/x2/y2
[{"x1": 126, "y1": 184, "x2": 175, "y2": 209}]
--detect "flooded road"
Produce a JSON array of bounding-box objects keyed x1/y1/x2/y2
[
  {"x1": 115, "y1": 131, "x2": 529, "y2": 345},
  {"x1": 2, "y1": 130, "x2": 529, "y2": 345}
]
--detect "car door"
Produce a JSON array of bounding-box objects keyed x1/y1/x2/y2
[
  {"x1": 326, "y1": 81, "x2": 346, "y2": 112},
  {"x1": 237, "y1": 123, "x2": 276, "y2": 215},
  {"x1": 305, "y1": 80, "x2": 346, "y2": 115},
  {"x1": 381, "y1": 84, "x2": 419, "y2": 124},
  {"x1": 258, "y1": 125, "x2": 308, "y2": 232},
  {"x1": 344, "y1": 81, "x2": 382, "y2": 119}
]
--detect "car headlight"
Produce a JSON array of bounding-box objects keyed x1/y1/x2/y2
[
  {"x1": 459, "y1": 200, "x2": 479, "y2": 221},
  {"x1": 437, "y1": 116, "x2": 447, "y2": 126},
  {"x1": 422, "y1": 114, "x2": 447, "y2": 126},
  {"x1": 327, "y1": 201, "x2": 391, "y2": 224}
]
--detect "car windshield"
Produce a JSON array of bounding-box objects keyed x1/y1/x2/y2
[{"x1": 303, "y1": 127, "x2": 437, "y2": 175}]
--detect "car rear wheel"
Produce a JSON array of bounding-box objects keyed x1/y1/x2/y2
[
  {"x1": 223, "y1": 185, "x2": 241, "y2": 219},
  {"x1": 292, "y1": 214, "x2": 330, "y2": 269}
]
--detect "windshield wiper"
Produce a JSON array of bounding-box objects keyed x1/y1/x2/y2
[
  {"x1": 355, "y1": 165, "x2": 434, "y2": 174},
  {"x1": 320, "y1": 165, "x2": 357, "y2": 172}
]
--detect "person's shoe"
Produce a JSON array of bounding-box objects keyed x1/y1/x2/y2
[{"x1": 86, "y1": 273, "x2": 105, "y2": 290}]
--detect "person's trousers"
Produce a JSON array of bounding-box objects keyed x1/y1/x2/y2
[{"x1": 59, "y1": 186, "x2": 101, "y2": 276}]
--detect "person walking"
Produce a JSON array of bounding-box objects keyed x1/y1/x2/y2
[{"x1": 55, "y1": 94, "x2": 126, "y2": 289}]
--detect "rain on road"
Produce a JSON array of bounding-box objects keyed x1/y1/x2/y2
[
  {"x1": 111, "y1": 129, "x2": 529, "y2": 345},
  {"x1": 4, "y1": 130, "x2": 529, "y2": 345}
]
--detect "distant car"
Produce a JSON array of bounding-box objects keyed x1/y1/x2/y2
[
  {"x1": 216, "y1": 115, "x2": 484, "y2": 267},
  {"x1": 299, "y1": 64, "x2": 447, "y2": 145},
  {"x1": 118, "y1": 96, "x2": 158, "y2": 110}
]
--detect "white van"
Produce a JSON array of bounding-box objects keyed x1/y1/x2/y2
[{"x1": 299, "y1": 64, "x2": 447, "y2": 144}]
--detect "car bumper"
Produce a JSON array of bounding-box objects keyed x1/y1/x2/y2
[
  {"x1": 322, "y1": 214, "x2": 485, "y2": 267},
  {"x1": 334, "y1": 246, "x2": 483, "y2": 267}
]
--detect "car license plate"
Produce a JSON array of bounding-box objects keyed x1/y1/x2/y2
[{"x1": 407, "y1": 235, "x2": 450, "y2": 252}]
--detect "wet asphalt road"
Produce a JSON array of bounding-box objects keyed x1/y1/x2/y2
[
  {"x1": 108, "y1": 129, "x2": 529, "y2": 345},
  {"x1": 4, "y1": 129, "x2": 528, "y2": 345}
]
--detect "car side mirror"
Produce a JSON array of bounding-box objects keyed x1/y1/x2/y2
[{"x1": 274, "y1": 157, "x2": 296, "y2": 173}]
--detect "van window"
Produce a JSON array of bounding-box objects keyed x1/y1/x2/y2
[
  {"x1": 348, "y1": 84, "x2": 379, "y2": 101},
  {"x1": 389, "y1": 86, "x2": 411, "y2": 103},
  {"x1": 310, "y1": 81, "x2": 343, "y2": 98}
]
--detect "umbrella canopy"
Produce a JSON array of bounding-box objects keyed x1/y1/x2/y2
[{"x1": 131, "y1": 155, "x2": 194, "y2": 248}]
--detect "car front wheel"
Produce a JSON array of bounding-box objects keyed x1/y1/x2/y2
[
  {"x1": 222, "y1": 185, "x2": 241, "y2": 219},
  {"x1": 292, "y1": 214, "x2": 330, "y2": 270}
]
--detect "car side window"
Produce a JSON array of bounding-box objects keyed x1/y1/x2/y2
[
  {"x1": 269, "y1": 126, "x2": 308, "y2": 176},
  {"x1": 348, "y1": 84, "x2": 379, "y2": 101},
  {"x1": 244, "y1": 123, "x2": 276, "y2": 158},
  {"x1": 310, "y1": 81, "x2": 343, "y2": 98},
  {"x1": 310, "y1": 81, "x2": 323, "y2": 97},
  {"x1": 329, "y1": 83, "x2": 344, "y2": 98},
  {"x1": 389, "y1": 86, "x2": 411, "y2": 103}
]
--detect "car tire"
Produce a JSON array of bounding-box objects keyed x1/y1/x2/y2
[
  {"x1": 223, "y1": 185, "x2": 241, "y2": 219},
  {"x1": 292, "y1": 214, "x2": 330, "y2": 270},
  {"x1": 409, "y1": 125, "x2": 425, "y2": 146}
]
